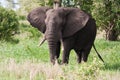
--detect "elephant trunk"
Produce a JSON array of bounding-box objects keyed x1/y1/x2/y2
[
  {"x1": 45, "y1": 28, "x2": 61, "y2": 64},
  {"x1": 48, "y1": 40, "x2": 59, "y2": 64}
]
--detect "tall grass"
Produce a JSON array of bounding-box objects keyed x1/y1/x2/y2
[{"x1": 0, "y1": 58, "x2": 103, "y2": 80}]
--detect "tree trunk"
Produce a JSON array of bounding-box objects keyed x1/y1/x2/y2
[
  {"x1": 106, "y1": 29, "x2": 118, "y2": 41},
  {"x1": 53, "y1": 0, "x2": 61, "y2": 9},
  {"x1": 105, "y1": 19, "x2": 119, "y2": 41}
]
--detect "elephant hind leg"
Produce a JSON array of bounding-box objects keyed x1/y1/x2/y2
[
  {"x1": 82, "y1": 45, "x2": 92, "y2": 62},
  {"x1": 74, "y1": 49, "x2": 83, "y2": 63},
  {"x1": 74, "y1": 43, "x2": 93, "y2": 63}
]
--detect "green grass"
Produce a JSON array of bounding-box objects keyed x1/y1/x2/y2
[{"x1": 0, "y1": 31, "x2": 120, "y2": 80}]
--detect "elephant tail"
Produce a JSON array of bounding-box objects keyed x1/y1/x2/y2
[{"x1": 93, "y1": 44, "x2": 104, "y2": 63}]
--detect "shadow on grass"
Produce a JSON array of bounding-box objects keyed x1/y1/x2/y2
[{"x1": 104, "y1": 63, "x2": 120, "y2": 71}]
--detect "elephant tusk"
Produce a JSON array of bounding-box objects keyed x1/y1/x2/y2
[{"x1": 38, "y1": 38, "x2": 46, "y2": 47}]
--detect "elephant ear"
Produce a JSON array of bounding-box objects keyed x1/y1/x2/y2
[
  {"x1": 62, "y1": 8, "x2": 90, "y2": 38},
  {"x1": 27, "y1": 7, "x2": 51, "y2": 33}
]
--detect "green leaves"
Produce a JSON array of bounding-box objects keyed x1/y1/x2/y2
[
  {"x1": 92, "y1": 0, "x2": 120, "y2": 40},
  {"x1": 0, "y1": 7, "x2": 19, "y2": 39}
]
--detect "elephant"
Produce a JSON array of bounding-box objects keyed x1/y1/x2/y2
[{"x1": 27, "y1": 7, "x2": 104, "y2": 64}]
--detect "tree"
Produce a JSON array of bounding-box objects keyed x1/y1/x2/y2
[
  {"x1": 62, "y1": 0, "x2": 93, "y2": 13},
  {"x1": 0, "y1": 6, "x2": 19, "y2": 39},
  {"x1": 92, "y1": 0, "x2": 120, "y2": 41},
  {"x1": 18, "y1": 0, "x2": 54, "y2": 15},
  {"x1": 53, "y1": 0, "x2": 62, "y2": 8}
]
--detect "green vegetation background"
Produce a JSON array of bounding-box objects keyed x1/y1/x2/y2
[{"x1": 0, "y1": 0, "x2": 120, "y2": 79}]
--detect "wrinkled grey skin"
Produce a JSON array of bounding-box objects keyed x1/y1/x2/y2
[{"x1": 27, "y1": 7, "x2": 96, "y2": 64}]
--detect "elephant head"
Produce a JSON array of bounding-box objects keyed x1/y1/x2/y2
[
  {"x1": 44, "y1": 7, "x2": 90, "y2": 63},
  {"x1": 45, "y1": 8, "x2": 90, "y2": 38},
  {"x1": 27, "y1": 7, "x2": 51, "y2": 33}
]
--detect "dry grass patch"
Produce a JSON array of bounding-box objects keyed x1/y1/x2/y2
[
  {"x1": 0, "y1": 58, "x2": 120, "y2": 80},
  {"x1": 0, "y1": 59, "x2": 63, "y2": 80}
]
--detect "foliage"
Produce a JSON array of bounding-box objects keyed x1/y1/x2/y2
[
  {"x1": 62, "y1": 0, "x2": 75, "y2": 7},
  {"x1": 0, "y1": 7, "x2": 19, "y2": 40},
  {"x1": 19, "y1": 0, "x2": 41, "y2": 13},
  {"x1": 19, "y1": 22, "x2": 41, "y2": 39},
  {"x1": 18, "y1": 0, "x2": 53, "y2": 15},
  {"x1": 62, "y1": 0, "x2": 93, "y2": 13},
  {"x1": 92, "y1": 0, "x2": 120, "y2": 40}
]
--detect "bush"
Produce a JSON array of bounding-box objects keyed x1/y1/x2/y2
[
  {"x1": 0, "y1": 7, "x2": 19, "y2": 39},
  {"x1": 92, "y1": 0, "x2": 120, "y2": 41},
  {"x1": 19, "y1": 23, "x2": 42, "y2": 39},
  {"x1": 18, "y1": 15, "x2": 26, "y2": 20}
]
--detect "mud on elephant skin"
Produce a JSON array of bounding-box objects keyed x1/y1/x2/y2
[{"x1": 27, "y1": 7, "x2": 104, "y2": 64}]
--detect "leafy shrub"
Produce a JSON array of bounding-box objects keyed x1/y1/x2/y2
[
  {"x1": 0, "y1": 7, "x2": 19, "y2": 39},
  {"x1": 92, "y1": 0, "x2": 120, "y2": 41},
  {"x1": 19, "y1": 23, "x2": 41, "y2": 39},
  {"x1": 18, "y1": 15, "x2": 26, "y2": 20}
]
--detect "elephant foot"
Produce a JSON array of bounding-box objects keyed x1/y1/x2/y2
[
  {"x1": 50, "y1": 58, "x2": 62, "y2": 65},
  {"x1": 82, "y1": 54, "x2": 89, "y2": 62},
  {"x1": 50, "y1": 59, "x2": 55, "y2": 65},
  {"x1": 77, "y1": 54, "x2": 82, "y2": 63},
  {"x1": 77, "y1": 59, "x2": 82, "y2": 63},
  {"x1": 61, "y1": 59, "x2": 69, "y2": 64}
]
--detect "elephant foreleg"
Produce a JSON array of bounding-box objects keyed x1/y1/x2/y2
[
  {"x1": 56, "y1": 41, "x2": 61, "y2": 58},
  {"x1": 62, "y1": 37, "x2": 75, "y2": 64}
]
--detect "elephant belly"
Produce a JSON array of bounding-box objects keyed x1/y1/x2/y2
[{"x1": 73, "y1": 27, "x2": 96, "y2": 50}]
